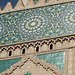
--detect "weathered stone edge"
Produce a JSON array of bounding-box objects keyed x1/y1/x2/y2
[{"x1": 0, "y1": 0, "x2": 75, "y2": 14}]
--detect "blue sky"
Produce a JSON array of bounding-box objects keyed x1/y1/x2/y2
[{"x1": 0, "y1": 0, "x2": 19, "y2": 10}]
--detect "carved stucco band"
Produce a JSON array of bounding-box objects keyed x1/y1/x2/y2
[
  {"x1": 0, "y1": 0, "x2": 75, "y2": 14},
  {"x1": 0, "y1": 34, "x2": 75, "y2": 52},
  {"x1": 0, "y1": 56, "x2": 63, "y2": 75}
]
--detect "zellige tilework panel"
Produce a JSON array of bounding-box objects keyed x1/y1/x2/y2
[
  {"x1": 0, "y1": 2, "x2": 75, "y2": 45},
  {"x1": 37, "y1": 51, "x2": 65, "y2": 71},
  {"x1": 0, "y1": 58, "x2": 22, "y2": 73}
]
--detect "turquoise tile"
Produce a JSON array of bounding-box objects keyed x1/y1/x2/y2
[
  {"x1": 37, "y1": 51, "x2": 65, "y2": 71},
  {"x1": 0, "y1": 58, "x2": 22, "y2": 73}
]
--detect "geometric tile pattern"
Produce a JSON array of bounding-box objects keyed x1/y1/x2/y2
[
  {"x1": 0, "y1": 58, "x2": 22, "y2": 73},
  {"x1": 0, "y1": 2, "x2": 75, "y2": 45},
  {"x1": 37, "y1": 51, "x2": 65, "y2": 71}
]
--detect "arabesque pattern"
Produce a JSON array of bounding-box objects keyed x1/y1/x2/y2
[{"x1": 0, "y1": 2, "x2": 75, "y2": 45}]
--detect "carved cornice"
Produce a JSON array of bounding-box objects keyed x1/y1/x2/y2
[
  {"x1": 0, "y1": 56, "x2": 63, "y2": 75},
  {"x1": 0, "y1": 34, "x2": 75, "y2": 52},
  {"x1": 0, "y1": 0, "x2": 75, "y2": 14}
]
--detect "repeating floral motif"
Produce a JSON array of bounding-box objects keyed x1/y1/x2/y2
[{"x1": 0, "y1": 2, "x2": 75, "y2": 45}]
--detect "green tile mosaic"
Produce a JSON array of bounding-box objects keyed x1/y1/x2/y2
[
  {"x1": 0, "y1": 2, "x2": 75, "y2": 45},
  {"x1": 37, "y1": 51, "x2": 65, "y2": 71},
  {"x1": 0, "y1": 58, "x2": 22, "y2": 73}
]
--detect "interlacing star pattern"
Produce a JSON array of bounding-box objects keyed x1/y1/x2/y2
[{"x1": 0, "y1": 2, "x2": 75, "y2": 45}]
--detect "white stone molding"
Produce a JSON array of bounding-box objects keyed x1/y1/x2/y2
[
  {"x1": 0, "y1": 34, "x2": 75, "y2": 58},
  {"x1": 3, "y1": 2, "x2": 14, "y2": 12},
  {"x1": 14, "y1": 0, "x2": 25, "y2": 10},
  {"x1": 0, "y1": 0, "x2": 75, "y2": 14},
  {"x1": 0, "y1": 6, "x2": 2, "y2": 11}
]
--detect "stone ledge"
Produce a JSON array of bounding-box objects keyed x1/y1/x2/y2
[
  {"x1": 0, "y1": 0, "x2": 75, "y2": 14},
  {"x1": 0, "y1": 34, "x2": 75, "y2": 59}
]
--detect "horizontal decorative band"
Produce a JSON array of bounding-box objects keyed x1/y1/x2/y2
[
  {"x1": 0, "y1": 34, "x2": 75, "y2": 51},
  {"x1": 0, "y1": 0, "x2": 75, "y2": 14}
]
